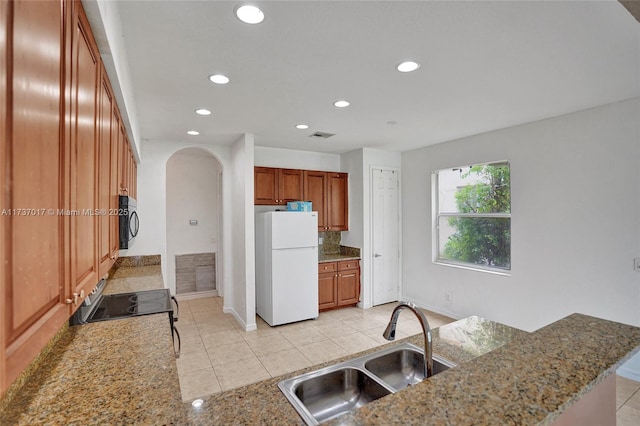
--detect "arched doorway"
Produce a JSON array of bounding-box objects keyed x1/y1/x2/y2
[{"x1": 166, "y1": 147, "x2": 222, "y2": 299}]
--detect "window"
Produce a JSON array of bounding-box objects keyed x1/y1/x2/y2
[{"x1": 433, "y1": 161, "x2": 511, "y2": 273}]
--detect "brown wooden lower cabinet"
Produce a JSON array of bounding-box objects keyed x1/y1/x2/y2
[{"x1": 318, "y1": 260, "x2": 360, "y2": 312}]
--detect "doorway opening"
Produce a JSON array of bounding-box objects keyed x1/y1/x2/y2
[{"x1": 166, "y1": 148, "x2": 222, "y2": 299}]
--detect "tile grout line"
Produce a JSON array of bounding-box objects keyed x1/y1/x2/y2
[{"x1": 617, "y1": 386, "x2": 640, "y2": 412}]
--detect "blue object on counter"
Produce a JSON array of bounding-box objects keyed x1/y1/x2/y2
[{"x1": 287, "y1": 201, "x2": 312, "y2": 212}]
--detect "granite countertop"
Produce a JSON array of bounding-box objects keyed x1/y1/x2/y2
[
  {"x1": 329, "y1": 314, "x2": 640, "y2": 426},
  {"x1": 185, "y1": 317, "x2": 526, "y2": 425},
  {"x1": 3, "y1": 262, "x2": 640, "y2": 425},
  {"x1": 103, "y1": 264, "x2": 164, "y2": 295},
  {"x1": 185, "y1": 314, "x2": 640, "y2": 425},
  {"x1": 318, "y1": 254, "x2": 361, "y2": 263},
  {"x1": 1, "y1": 315, "x2": 183, "y2": 425},
  {"x1": 0, "y1": 265, "x2": 183, "y2": 425}
]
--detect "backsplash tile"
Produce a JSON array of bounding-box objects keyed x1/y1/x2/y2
[
  {"x1": 340, "y1": 245, "x2": 361, "y2": 257},
  {"x1": 318, "y1": 232, "x2": 360, "y2": 258},
  {"x1": 319, "y1": 231, "x2": 341, "y2": 255},
  {"x1": 115, "y1": 255, "x2": 161, "y2": 268}
]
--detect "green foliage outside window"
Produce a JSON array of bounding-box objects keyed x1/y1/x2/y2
[{"x1": 442, "y1": 164, "x2": 511, "y2": 270}]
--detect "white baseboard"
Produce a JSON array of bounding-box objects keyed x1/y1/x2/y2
[
  {"x1": 617, "y1": 352, "x2": 640, "y2": 382},
  {"x1": 617, "y1": 366, "x2": 640, "y2": 382},
  {"x1": 223, "y1": 306, "x2": 257, "y2": 331}
]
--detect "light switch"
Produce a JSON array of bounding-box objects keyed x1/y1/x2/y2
[{"x1": 189, "y1": 219, "x2": 198, "y2": 226}]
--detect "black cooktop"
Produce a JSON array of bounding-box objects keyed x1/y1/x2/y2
[{"x1": 88, "y1": 289, "x2": 172, "y2": 322}]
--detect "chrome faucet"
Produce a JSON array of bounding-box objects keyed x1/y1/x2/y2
[{"x1": 383, "y1": 301, "x2": 433, "y2": 378}]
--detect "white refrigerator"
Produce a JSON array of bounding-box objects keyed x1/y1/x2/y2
[{"x1": 255, "y1": 211, "x2": 319, "y2": 326}]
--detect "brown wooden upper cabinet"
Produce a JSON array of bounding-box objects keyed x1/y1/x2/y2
[
  {"x1": 109, "y1": 110, "x2": 121, "y2": 262},
  {"x1": 1, "y1": 0, "x2": 71, "y2": 394},
  {"x1": 97, "y1": 62, "x2": 115, "y2": 277},
  {"x1": 254, "y1": 167, "x2": 303, "y2": 205},
  {"x1": 304, "y1": 171, "x2": 349, "y2": 231},
  {"x1": 327, "y1": 172, "x2": 348, "y2": 231},
  {"x1": 1, "y1": 0, "x2": 137, "y2": 396},
  {"x1": 254, "y1": 167, "x2": 349, "y2": 231},
  {"x1": 69, "y1": 0, "x2": 100, "y2": 304}
]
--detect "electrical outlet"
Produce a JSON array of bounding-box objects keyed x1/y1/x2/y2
[
  {"x1": 445, "y1": 292, "x2": 452, "y2": 301},
  {"x1": 634, "y1": 258, "x2": 640, "y2": 271},
  {"x1": 318, "y1": 236, "x2": 323, "y2": 245}
]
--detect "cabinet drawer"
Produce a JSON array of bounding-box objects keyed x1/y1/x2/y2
[
  {"x1": 318, "y1": 262, "x2": 337, "y2": 273},
  {"x1": 338, "y1": 260, "x2": 359, "y2": 271}
]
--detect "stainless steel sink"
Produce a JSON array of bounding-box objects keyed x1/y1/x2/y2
[
  {"x1": 279, "y1": 343, "x2": 456, "y2": 425},
  {"x1": 364, "y1": 347, "x2": 455, "y2": 391},
  {"x1": 293, "y1": 367, "x2": 392, "y2": 424}
]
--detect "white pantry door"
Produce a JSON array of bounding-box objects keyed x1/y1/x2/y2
[{"x1": 372, "y1": 168, "x2": 400, "y2": 306}]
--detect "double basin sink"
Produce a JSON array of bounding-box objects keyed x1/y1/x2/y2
[{"x1": 278, "y1": 342, "x2": 456, "y2": 425}]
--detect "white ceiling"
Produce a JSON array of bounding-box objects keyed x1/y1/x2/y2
[{"x1": 114, "y1": 1, "x2": 639, "y2": 154}]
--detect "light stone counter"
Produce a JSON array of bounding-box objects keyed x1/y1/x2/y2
[
  {"x1": 0, "y1": 263, "x2": 182, "y2": 425},
  {"x1": 2, "y1": 262, "x2": 639, "y2": 425},
  {"x1": 184, "y1": 314, "x2": 640, "y2": 426}
]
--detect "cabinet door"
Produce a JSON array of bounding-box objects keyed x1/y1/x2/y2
[
  {"x1": 2, "y1": 0, "x2": 70, "y2": 393},
  {"x1": 303, "y1": 171, "x2": 328, "y2": 230},
  {"x1": 337, "y1": 270, "x2": 360, "y2": 306},
  {"x1": 278, "y1": 169, "x2": 303, "y2": 204},
  {"x1": 254, "y1": 167, "x2": 278, "y2": 205},
  {"x1": 0, "y1": 0, "x2": 7, "y2": 392},
  {"x1": 132, "y1": 159, "x2": 137, "y2": 199},
  {"x1": 97, "y1": 64, "x2": 114, "y2": 276},
  {"x1": 129, "y1": 149, "x2": 135, "y2": 199},
  {"x1": 69, "y1": 0, "x2": 99, "y2": 298},
  {"x1": 318, "y1": 272, "x2": 338, "y2": 311},
  {"x1": 109, "y1": 110, "x2": 120, "y2": 261},
  {"x1": 118, "y1": 124, "x2": 127, "y2": 194},
  {"x1": 327, "y1": 173, "x2": 348, "y2": 231}
]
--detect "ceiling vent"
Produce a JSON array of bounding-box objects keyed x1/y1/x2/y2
[{"x1": 308, "y1": 131, "x2": 335, "y2": 139}]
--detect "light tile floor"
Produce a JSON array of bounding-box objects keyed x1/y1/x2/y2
[{"x1": 175, "y1": 297, "x2": 640, "y2": 426}]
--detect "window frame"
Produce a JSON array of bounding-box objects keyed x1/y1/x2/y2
[{"x1": 432, "y1": 161, "x2": 511, "y2": 275}]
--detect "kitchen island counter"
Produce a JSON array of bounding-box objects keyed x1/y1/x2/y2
[{"x1": 186, "y1": 314, "x2": 640, "y2": 426}]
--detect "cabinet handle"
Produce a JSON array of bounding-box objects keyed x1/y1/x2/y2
[{"x1": 68, "y1": 290, "x2": 85, "y2": 306}]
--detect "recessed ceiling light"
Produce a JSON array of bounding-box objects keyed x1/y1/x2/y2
[
  {"x1": 195, "y1": 108, "x2": 211, "y2": 116},
  {"x1": 397, "y1": 61, "x2": 420, "y2": 73},
  {"x1": 295, "y1": 124, "x2": 309, "y2": 130},
  {"x1": 333, "y1": 100, "x2": 350, "y2": 108},
  {"x1": 187, "y1": 130, "x2": 200, "y2": 136},
  {"x1": 209, "y1": 74, "x2": 230, "y2": 84},
  {"x1": 235, "y1": 5, "x2": 264, "y2": 24}
]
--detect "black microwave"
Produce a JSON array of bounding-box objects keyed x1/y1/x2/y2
[{"x1": 119, "y1": 195, "x2": 139, "y2": 249}]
